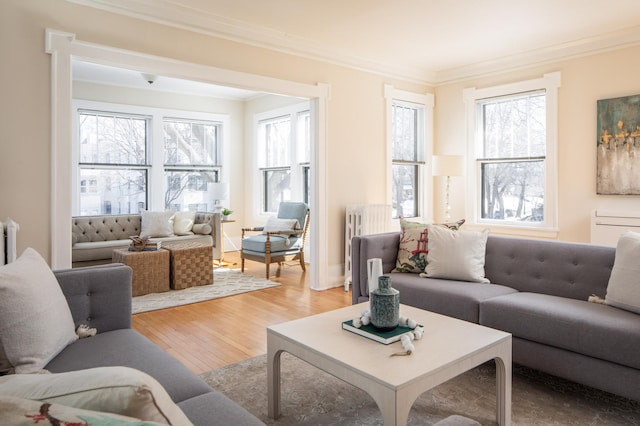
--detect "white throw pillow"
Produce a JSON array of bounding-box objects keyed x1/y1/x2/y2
[
  {"x1": 0, "y1": 395, "x2": 171, "y2": 426},
  {"x1": 192, "y1": 223, "x2": 212, "y2": 235},
  {"x1": 140, "y1": 211, "x2": 175, "y2": 238},
  {"x1": 262, "y1": 217, "x2": 299, "y2": 234},
  {"x1": 173, "y1": 210, "x2": 196, "y2": 236},
  {"x1": 0, "y1": 366, "x2": 192, "y2": 425},
  {"x1": 605, "y1": 231, "x2": 640, "y2": 314},
  {"x1": 0, "y1": 248, "x2": 78, "y2": 374},
  {"x1": 423, "y1": 225, "x2": 490, "y2": 283}
]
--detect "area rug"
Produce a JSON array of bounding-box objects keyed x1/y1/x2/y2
[
  {"x1": 200, "y1": 352, "x2": 640, "y2": 425},
  {"x1": 132, "y1": 268, "x2": 280, "y2": 314}
]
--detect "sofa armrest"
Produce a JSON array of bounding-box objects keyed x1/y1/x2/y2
[
  {"x1": 351, "y1": 232, "x2": 401, "y2": 304},
  {"x1": 54, "y1": 263, "x2": 133, "y2": 333},
  {"x1": 196, "y1": 211, "x2": 222, "y2": 260}
]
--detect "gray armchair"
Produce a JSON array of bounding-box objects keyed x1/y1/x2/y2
[{"x1": 241, "y1": 202, "x2": 309, "y2": 278}]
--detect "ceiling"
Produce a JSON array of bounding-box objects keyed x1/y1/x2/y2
[
  {"x1": 72, "y1": 61, "x2": 262, "y2": 100},
  {"x1": 70, "y1": 0, "x2": 640, "y2": 84}
]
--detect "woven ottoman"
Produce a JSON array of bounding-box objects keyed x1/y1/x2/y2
[
  {"x1": 112, "y1": 248, "x2": 170, "y2": 296},
  {"x1": 162, "y1": 241, "x2": 213, "y2": 289}
]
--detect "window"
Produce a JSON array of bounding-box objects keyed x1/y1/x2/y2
[
  {"x1": 463, "y1": 72, "x2": 561, "y2": 231},
  {"x1": 77, "y1": 110, "x2": 149, "y2": 216},
  {"x1": 256, "y1": 103, "x2": 310, "y2": 214},
  {"x1": 73, "y1": 101, "x2": 227, "y2": 216},
  {"x1": 391, "y1": 103, "x2": 422, "y2": 218},
  {"x1": 163, "y1": 118, "x2": 221, "y2": 211},
  {"x1": 385, "y1": 86, "x2": 433, "y2": 220}
]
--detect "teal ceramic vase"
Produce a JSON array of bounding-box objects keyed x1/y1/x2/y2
[{"x1": 370, "y1": 275, "x2": 399, "y2": 331}]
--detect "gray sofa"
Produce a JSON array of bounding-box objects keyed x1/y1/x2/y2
[
  {"x1": 47, "y1": 263, "x2": 263, "y2": 426},
  {"x1": 352, "y1": 232, "x2": 640, "y2": 401},
  {"x1": 72, "y1": 212, "x2": 222, "y2": 267}
]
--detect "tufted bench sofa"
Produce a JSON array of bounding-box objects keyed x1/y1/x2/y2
[
  {"x1": 352, "y1": 233, "x2": 640, "y2": 401},
  {"x1": 72, "y1": 212, "x2": 222, "y2": 267}
]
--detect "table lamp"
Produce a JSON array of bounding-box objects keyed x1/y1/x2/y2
[{"x1": 211, "y1": 182, "x2": 229, "y2": 214}]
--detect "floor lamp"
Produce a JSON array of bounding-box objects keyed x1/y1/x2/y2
[{"x1": 432, "y1": 155, "x2": 465, "y2": 222}]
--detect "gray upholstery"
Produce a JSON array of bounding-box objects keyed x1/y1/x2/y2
[
  {"x1": 484, "y1": 236, "x2": 615, "y2": 300},
  {"x1": 433, "y1": 415, "x2": 481, "y2": 426},
  {"x1": 390, "y1": 272, "x2": 517, "y2": 323},
  {"x1": 480, "y1": 292, "x2": 640, "y2": 370},
  {"x1": 351, "y1": 232, "x2": 640, "y2": 401},
  {"x1": 49, "y1": 265, "x2": 264, "y2": 426},
  {"x1": 72, "y1": 211, "x2": 222, "y2": 267}
]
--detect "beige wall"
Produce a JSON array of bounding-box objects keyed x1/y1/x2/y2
[
  {"x1": 434, "y1": 46, "x2": 640, "y2": 243},
  {"x1": 0, "y1": 0, "x2": 426, "y2": 287}
]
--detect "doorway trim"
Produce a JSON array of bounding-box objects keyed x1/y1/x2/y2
[{"x1": 45, "y1": 29, "x2": 330, "y2": 290}]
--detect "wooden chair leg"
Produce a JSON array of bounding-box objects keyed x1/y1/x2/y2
[
  {"x1": 266, "y1": 262, "x2": 270, "y2": 279},
  {"x1": 241, "y1": 257, "x2": 245, "y2": 272},
  {"x1": 299, "y1": 253, "x2": 306, "y2": 272}
]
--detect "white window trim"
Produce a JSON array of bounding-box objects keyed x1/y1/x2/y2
[
  {"x1": 462, "y1": 72, "x2": 561, "y2": 237},
  {"x1": 72, "y1": 99, "x2": 230, "y2": 215},
  {"x1": 384, "y1": 85, "x2": 434, "y2": 224}
]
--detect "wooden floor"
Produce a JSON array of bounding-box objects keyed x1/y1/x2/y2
[{"x1": 132, "y1": 251, "x2": 352, "y2": 375}]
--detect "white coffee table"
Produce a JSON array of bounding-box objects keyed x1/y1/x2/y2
[{"x1": 267, "y1": 303, "x2": 512, "y2": 425}]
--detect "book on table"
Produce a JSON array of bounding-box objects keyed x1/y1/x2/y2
[{"x1": 341, "y1": 320, "x2": 417, "y2": 345}]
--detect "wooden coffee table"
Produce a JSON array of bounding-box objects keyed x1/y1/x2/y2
[{"x1": 267, "y1": 303, "x2": 512, "y2": 425}]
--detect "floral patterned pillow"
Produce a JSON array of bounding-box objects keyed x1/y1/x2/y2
[{"x1": 393, "y1": 218, "x2": 465, "y2": 273}]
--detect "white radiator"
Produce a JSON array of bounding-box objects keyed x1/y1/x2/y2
[
  {"x1": 590, "y1": 210, "x2": 640, "y2": 246},
  {"x1": 1, "y1": 218, "x2": 19, "y2": 265},
  {"x1": 344, "y1": 204, "x2": 391, "y2": 290}
]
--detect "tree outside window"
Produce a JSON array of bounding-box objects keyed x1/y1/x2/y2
[
  {"x1": 478, "y1": 92, "x2": 546, "y2": 222},
  {"x1": 464, "y1": 72, "x2": 560, "y2": 230},
  {"x1": 391, "y1": 103, "x2": 423, "y2": 219},
  {"x1": 77, "y1": 111, "x2": 149, "y2": 215},
  {"x1": 257, "y1": 104, "x2": 310, "y2": 214}
]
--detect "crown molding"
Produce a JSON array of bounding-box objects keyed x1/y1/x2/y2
[
  {"x1": 67, "y1": 0, "x2": 640, "y2": 86},
  {"x1": 66, "y1": 0, "x2": 435, "y2": 85},
  {"x1": 433, "y1": 25, "x2": 640, "y2": 85}
]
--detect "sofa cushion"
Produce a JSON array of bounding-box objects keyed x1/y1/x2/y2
[
  {"x1": 242, "y1": 235, "x2": 301, "y2": 253},
  {"x1": 480, "y1": 292, "x2": 640, "y2": 370},
  {"x1": 605, "y1": 231, "x2": 640, "y2": 314},
  {"x1": 389, "y1": 272, "x2": 517, "y2": 323},
  {"x1": 0, "y1": 248, "x2": 78, "y2": 374},
  {"x1": 45, "y1": 329, "x2": 212, "y2": 405},
  {"x1": 0, "y1": 395, "x2": 170, "y2": 426},
  {"x1": 424, "y1": 226, "x2": 490, "y2": 283},
  {"x1": 141, "y1": 211, "x2": 175, "y2": 238},
  {"x1": 0, "y1": 366, "x2": 192, "y2": 425}
]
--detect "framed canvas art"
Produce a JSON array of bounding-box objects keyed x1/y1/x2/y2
[{"x1": 597, "y1": 94, "x2": 640, "y2": 194}]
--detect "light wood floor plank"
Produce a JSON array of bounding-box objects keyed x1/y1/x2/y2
[{"x1": 132, "y1": 251, "x2": 352, "y2": 374}]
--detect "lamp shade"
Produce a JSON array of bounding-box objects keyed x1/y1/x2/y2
[
  {"x1": 432, "y1": 155, "x2": 465, "y2": 177},
  {"x1": 211, "y1": 182, "x2": 229, "y2": 201}
]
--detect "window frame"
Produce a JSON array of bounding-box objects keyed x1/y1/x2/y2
[
  {"x1": 385, "y1": 85, "x2": 434, "y2": 223},
  {"x1": 253, "y1": 101, "x2": 311, "y2": 216},
  {"x1": 463, "y1": 72, "x2": 561, "y2": 235},
  {"x1": 72, "y1": 100, "x2": 229, "y2": 216}
]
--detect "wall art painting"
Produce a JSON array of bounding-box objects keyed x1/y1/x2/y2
[{"x1": 597, "y1": 94, "x2": 640, "y2": 194}]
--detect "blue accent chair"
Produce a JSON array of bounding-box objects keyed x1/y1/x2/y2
[{"x1": 241, "y1": 202, "x2": 309, "y2": 278}]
